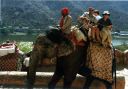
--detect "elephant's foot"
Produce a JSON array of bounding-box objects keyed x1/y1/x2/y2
[{"x1": 25, "y1": 79, "x2": 34, "y2": 89}]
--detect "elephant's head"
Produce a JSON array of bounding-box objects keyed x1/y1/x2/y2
[
  {"x1": 30, "y1": 34, "x2": 56, "y2": 66},
  {"x1": 78, "y1": 16, "x2": 90, "y2": 29}
]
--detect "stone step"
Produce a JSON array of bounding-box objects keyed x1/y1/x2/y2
[{"x1": 0, "y1": 71, "x2": 125, "y2": 89}]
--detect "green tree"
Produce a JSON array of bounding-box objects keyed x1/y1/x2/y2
[
  {"x1": 27, "y1": 29, "x2": 33, "y2": 35},
  {"x1": 1, "y1": 27, "x2": 10, "y2": 35}
]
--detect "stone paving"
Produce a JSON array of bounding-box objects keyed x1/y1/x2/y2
[
  {"x1": 0, "y1": 70, "x2": 127, "y2": 89},
  {"x1": 117, "y1": 68, "x2": 128, "y2": 89}
]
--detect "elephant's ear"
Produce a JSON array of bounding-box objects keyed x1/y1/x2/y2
[
  {"x1": 35, "y1": 34, "x2": 46, "y2": 45},
  {"x1": 46, "y1": 46, "x2": 56, "y2": 58}
]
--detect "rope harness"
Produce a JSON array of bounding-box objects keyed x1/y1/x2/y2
[{"x1": 112, "y1": 45, "x2": 117, "y2": 89}]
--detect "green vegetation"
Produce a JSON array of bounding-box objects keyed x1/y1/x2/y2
[
  {"x1": 0, "y1": 35, "x2": 37, "y2": 43},
  {"x1": 2, "y1": 1, "x2": 128, "y2": 32},
  {"x1": 16, "y1": 41, "x2": 128, "y2": 53},
  {"x1": 0, "y1": 27, "x2": 10, "y2": 35},
  {"x1": 115, "y1": 43, "x2": 128, "y2": 51},
  {"x1": 17, "y1": 42, "x2": 33, "y2": 53}
]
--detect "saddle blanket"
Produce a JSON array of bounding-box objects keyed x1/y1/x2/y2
[
  {"x1": 86, "y1": 42, "x2": 113, "y2": 83},
  {"x1": 0, "y1": 43, "x2": 16, "y2": 57}
]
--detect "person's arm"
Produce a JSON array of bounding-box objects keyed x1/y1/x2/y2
[
  {"x1": 107, "y1": 19, "x2": 112, "y2": 30},
  {"x1": 107, "y1": 25, "x2": 112, "y2": 30},
  {"x1": 93, "y1": 16, "x2": 98, "y2": 25},
  {"x1": 97, "y1": 19, "x2": 103, "y2": 31},
  {"x1": 81, "y1": 12, "x2": 88, "y2": 17},
  {"x1": 62, "y1": 16, "x2": 72, "y2": 31}
]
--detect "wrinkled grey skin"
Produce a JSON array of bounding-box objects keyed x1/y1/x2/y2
[{"x1": 26, "y1": 34, "x2": 88, "y2": 89}]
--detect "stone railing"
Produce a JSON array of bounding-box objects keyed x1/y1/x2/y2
[{"x1": 0, "y1": 71, "x2": 125, "y2": 89}]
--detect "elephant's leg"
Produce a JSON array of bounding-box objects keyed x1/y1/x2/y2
[
  {"x1": 26, "y1": 51, "x2": 40, "y2": 88},
  {"x1": 48, "y1": 58, "x2": 64, "y2": 89},
  {"x1": 78, "y1": 67, "x2": 91, "y2": 77},
  {"x1": 83, "y1": 75, "x2": 94, "y2": 89},
  {"x1": 63, "y1": 46, "x2": 87, "y2": 88},
  {"x1": 48, "y1": 72, "x2": 63, "y2": 89},
  {"x1": 63, "y1": 64, "x2": 83, "y2": 88},
  {"x1": 63, "y1": 69, "x2": 77, "y2": 89},
  {"x1": 103, "y1": 80, "x2": 112, "y2": 89},
  {"x1": 78, "y1": 45, "x2": 91, "y2": 77}
]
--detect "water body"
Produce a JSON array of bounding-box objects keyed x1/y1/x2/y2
[
  {"x1": 0, "y1": 35, "x2": 128, "y2": 46},
  {"x1": 112, "y1": 38, "x2": 128, "y2": 46},
  {"x1": 0, "y1": 35, "x2": 37, "y2": 43}
]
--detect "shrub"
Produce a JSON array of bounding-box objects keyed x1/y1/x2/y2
[
  {"x1": 115, "y1": 43, "x2": 128, "y2": 51},
  {"x1": 17, "y1": 42, "x2": 33, "y2": 53}
]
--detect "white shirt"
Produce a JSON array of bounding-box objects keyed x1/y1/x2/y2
[
  {"x1": 81, "y1": 12, "x2": 98, "y2": 24},
  {"x1": 23, "y1": 57, "x2": 30, "y2": 67},
  {"x1": 81, "y1": 12, "x2": 89, "y2": 17},
  {"x1": 95, "y1": 15, "x2": 102, "y2": 21}
]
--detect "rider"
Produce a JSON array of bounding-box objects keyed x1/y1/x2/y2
[
  {"x1": 93, "y1": 9, "x2": 102, "y2": 41},
  {"x1": 80, "y1": 7, "x2": 100, "y2": 41},
  {"x1": 98, "y1": 11, "x2": 112, "y2": 31},
  {"x1": 48, "y1": 7, "x2": 72, "y2": 45},
  {"x1": 97, "y1": 11, "x2": 112, "y2": 47},
  {"x1": 59, "y1": 7, "x2": 72, "y2": 36},
  {"x1": 93, "y1": 9, "x2": 102, "y2": 21},
  {"x1": 81, "y1": 7, "x2": 97, "y2": 25},
  {"x1": 84, "y1": 11, "x2": 113, "y2": 89}
]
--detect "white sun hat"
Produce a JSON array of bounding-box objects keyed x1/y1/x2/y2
[{"x1": 102, "y1": 11, "x2": 110, "y2": 15}]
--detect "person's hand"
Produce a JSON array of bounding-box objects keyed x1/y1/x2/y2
[
  {"x1": 60, "y1": 27, "x2": 64, "y2": 32},
  {"x1": 107, "y1": 25, "x2": 112, "y2": 30},
  {"x1": 56, "y1": 25, "x2": 60, "y2": 28},
  {"x1": 88, "y1": 24, "x2": 93, "y2": 28},
  {"x1": 55, "y1": 25, "x2": 61, "y2": 30}
]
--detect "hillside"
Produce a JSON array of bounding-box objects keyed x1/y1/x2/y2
[{"x1": 1, "y1": 0, "x2": 128, "y2": 31}]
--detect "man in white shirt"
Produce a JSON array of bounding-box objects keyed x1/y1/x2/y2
[
  {"x1": 80, "y1": 7, "x2": 101, "y2": 41},
  {"x1": 81, "y1": 7, "x2": 97, "y2": 25},
  {"x1": 93, "y1": 10, "x2": 102, "y2": 21}
]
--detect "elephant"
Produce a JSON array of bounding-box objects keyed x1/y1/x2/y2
[
  {"x1": 26, "y1": 16, "x2": 116, "y2": 89},
  {"x1": 115, "y1": 49, "x2": 124, "y2": 64},
  {"x1": 26, "y1": 28, "x2": 90, "y2": 89},
  {"x1": 124, "y1": 50, "x2": 128, "y2": 65}
]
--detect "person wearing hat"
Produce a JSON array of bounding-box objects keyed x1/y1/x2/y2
[
  {"x1": 98, "y1": 10, "x2": 112, "y2": 47},
  {"x1": 94, "y1": 10, "x2": 102, "y2": 21},
  {"x1": 83, "y1": 11, "x2": 113, "y2": 89},
  {"x1": 78, "y1": 7, "x2": 98, "y2": 42},
  {"x1": 59, "y1": 7, "x2": 72, "y2": 35},
  {"x1": 89, "y1": 9, "x2": 102, "y2": 42},
  {"x1": 81, "y1": 7, "x2": 97, "y2": 25}
]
